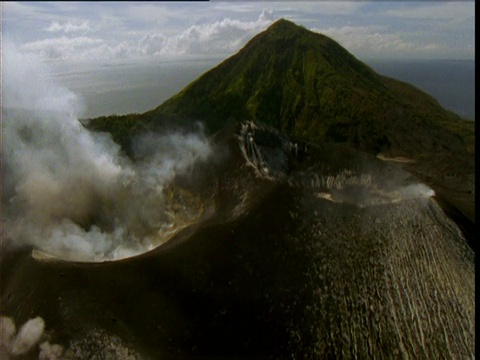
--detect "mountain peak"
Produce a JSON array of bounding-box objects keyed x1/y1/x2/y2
[
  {"x1": 152, "y1": 19, "x2": 385, "y2": 138},
  {"x1": 266, "y1": 18, "x2": 304, "y2": 32},
  {"x1": 247, "y1": 18, "x2": 328, "y2": 48}
]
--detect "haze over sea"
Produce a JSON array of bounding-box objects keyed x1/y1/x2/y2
[
  {"x1": 51, "y1": 59, "x2": 474, "y2": 121},
  {"x1": 368, "y1": 60, "x2": 475, "y2": 121}
]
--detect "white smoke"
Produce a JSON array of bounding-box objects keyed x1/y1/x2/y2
[
  {"x1": 38, "y1": 341, "x2": 65, "y2": 360},
  {"x1": 398, "y1": 183, "x2": 435, "y2": 199},
  {"x1": 11, "y1": 317, "x2": 45, "y2": 356},
  {"x1": 1, "y1": 317, "x2": 17, "y2": 353},
  {"x1": 2, "y1": 42, "x2": 211, "y2": 262},
  {"x1": 302, "y1": 168, "x2": 435, "y2": 207},
  {"x1": 1, "y1": 316, "x2": 64, "y2": 359}
]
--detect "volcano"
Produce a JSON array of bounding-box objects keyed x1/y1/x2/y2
[{"x1": 2, "y1": 19, "x2": 475, "y2": 359}]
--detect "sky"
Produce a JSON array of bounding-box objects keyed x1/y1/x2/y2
[{"x1": 1, "y1": 1, "x2": 475, "y2": 68}]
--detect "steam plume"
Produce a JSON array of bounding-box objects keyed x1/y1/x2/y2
[
  {"x1": 397, "y1": 183, "x2": 435, "y2": 199},
  {"x1": 1, "y1": 316, "x2": 65, "y2": 359},
  {"x1": 2, "y1": 42, "x2": 211, "y2": 262}
]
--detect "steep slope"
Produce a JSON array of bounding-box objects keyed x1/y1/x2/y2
[{"x1": 87, "y1": 19, "x2": 474, "y2": 223}]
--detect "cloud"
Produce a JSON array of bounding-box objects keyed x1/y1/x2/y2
[
  {"x1": 6, "y1": 4, "x2": 474, "y2": 64},
  {"x1": 311, "y1": 26, "x2": 448, "y2": 60},
  {"x1": 384, "y1": 2, "x2": 474, "y2": 20},
  {"x1": 15, "y1": 10, "x2": 275, "y2": 63},
  {"x1": 138, "y1": 33, "x2": 167, "y2": 56},
  {"x1": 21, "y1": 36, "x2": 104, "y2": 60},
  {"x1": 141, "y1": 10, "x2": 276, "y2": 57},
  {"x1": 45, "y1": 20, "x2": 91, "y2": 33},
  {"x1": 259, "y1": 9, "x2": 276, "y2": 22}
]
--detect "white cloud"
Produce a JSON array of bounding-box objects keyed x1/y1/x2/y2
[
  {"x1": 45, "y1": 20, "x2": 91, "y2": 33},
  {"x1": 21, "y1": 36, "x2": 104, "y2": 60},
  {"x1": 138, "y1": 33, "x2": 167, "y2": 56},
  {"x1": 6, "y1": 3, "x2": 474, "y2": 64},
  {"x1": 259, "y1": 9, "x2": 276, "y2": 22},
  {"x1": 15, "y1": 11, "x2": 276, "y2": 63},
  {"x1": 311, "y1": 26, "x2": 451, "y2": 60},
  {"x1": 146, "y1": 10, "x2": 276, "y2": 57}
]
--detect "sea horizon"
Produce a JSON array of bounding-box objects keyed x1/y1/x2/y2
[{"x1": 49, "y1": 58, "x2": 475, "y2": 121}]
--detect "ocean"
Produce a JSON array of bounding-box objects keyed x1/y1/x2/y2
[
  {"x1": 51, "y1": 59, "x2": 223, "y2": 119},
  {"x1": 367, "y1": 60, "x2": 475, "y2": 121},
  {"x1": 52, "y1": 59, "x2": 475, "y2": 121}
]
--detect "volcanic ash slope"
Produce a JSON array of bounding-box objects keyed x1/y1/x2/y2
[{"x1": 1, "y1": 122, "x2": 474, "y2": 359}]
